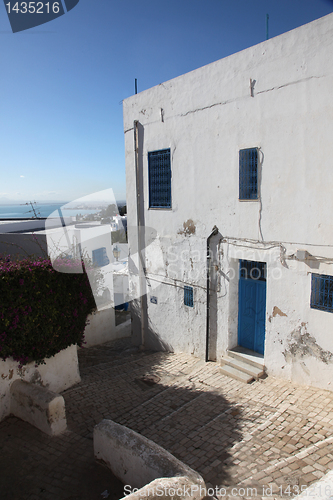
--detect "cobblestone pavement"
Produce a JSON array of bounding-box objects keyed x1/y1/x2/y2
[{"x1": 1, "y1": 334, "x2": 333, "y2": 500}]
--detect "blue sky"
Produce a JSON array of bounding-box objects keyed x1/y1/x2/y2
[{"x1": 1, "y1": 0, "x2": 333, "y2": 204}]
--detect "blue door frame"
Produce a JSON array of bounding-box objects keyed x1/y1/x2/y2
[{"x1": 238, "y1": 260, "x2": 266, "y2": 355}]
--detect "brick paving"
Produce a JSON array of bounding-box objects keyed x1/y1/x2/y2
[{"x1": 1, "y1": 332, "x2": 333, "y2": 499}]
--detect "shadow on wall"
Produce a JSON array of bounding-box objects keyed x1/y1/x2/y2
[
  {"x1": 130, "y1": 297, "x2": 174, "y2": 352},
  {"x1": 0, "y1": 234, "x2": 48, "y2": 260}
]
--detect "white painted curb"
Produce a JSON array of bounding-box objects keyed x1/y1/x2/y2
[{"x1": 94, "y1": 419, "x2": 206, "y2": 500}]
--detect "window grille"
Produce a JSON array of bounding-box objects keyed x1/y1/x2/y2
[
  {"x1": 239, "y1": 260, "x2": 266, "y2": 281},
  {"x1": 184, "y1": 286, "x2": 194, "y2": 307},
  {"x1": 239, "y1": 148, "x2": 258, "y2": 200},
  {"x1": 92, "y1": 247, "x2": 110, "y2": 267},
  {"x1": 148, "y1": 149, "x2": 171, "y2": 208},
  {"x1": 311, "y1": 274, "x2": 333, "y2": 313}
]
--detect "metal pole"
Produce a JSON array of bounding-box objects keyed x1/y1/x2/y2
[
  {"x1": 134, "y1": 120, "x2": 145, "y2": 348},
  {"x1": 135, "y1": 78, "x2": 138, "y2": 95},
  {"x1": 206, "y1": 225, "x2": 219, "y2": 362}
]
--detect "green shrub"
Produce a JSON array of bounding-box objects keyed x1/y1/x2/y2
[{"x1": 0, "y1": 256, "x2": 96, "y2": 366}]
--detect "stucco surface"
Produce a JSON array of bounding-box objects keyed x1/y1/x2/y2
[
  {"x1": 94, "y1": 419, "x2": 205, "y2": 499},
  {"x1": 124, "y1": 13, "x2": 333, "y2": 390},
  {"x1": 0, "y1": 344, "x2": 80, "y2": 421},
  {"x1": 10, "y1": 379, "x2": 67, "y2": 435}
]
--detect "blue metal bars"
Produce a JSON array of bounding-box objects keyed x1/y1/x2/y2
[
  {"x1": 239, "y1": 148, "x2": 258, "y2": 200},
  {"x1": 311, "y1": 274, "x2": 333, "y2": 313},
  {"x1": 148, "y1": 149, "x2": 171, "y2": 208},
  {"x1": 184, "y1": 285, "x2": 194, "y2": 307}
]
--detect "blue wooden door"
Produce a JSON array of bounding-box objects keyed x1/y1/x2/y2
[{"x1": 238, "y1": 260, "x2": 266, "y2": 355}]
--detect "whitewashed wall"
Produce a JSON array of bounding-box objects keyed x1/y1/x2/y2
[
  {"x1": 0, "y1": 345, "x2": 80, "y2": 422},
  {"x1": 124, "y1": 13, "x2": 333, "y2": 390}
]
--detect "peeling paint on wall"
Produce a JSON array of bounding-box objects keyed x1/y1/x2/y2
[
  {"x1": 1, "y1": 369, "x2": 14, "y2": 380},
  {"x1": 283, "y1": 323, "x2": 333, "y2": 364},
  {"x1": 30, "y1": 371, "x2": 43, "y2": 386},
  {"x1": 268, "y1": 306, "x2": 287, "y2": 322},
  {"x1": 178, "y1": 220, "x2": 196, "y2": 236}
]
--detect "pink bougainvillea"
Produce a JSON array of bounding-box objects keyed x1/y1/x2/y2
[{"x1": 0, "y1": 256, "x2": 96, "y2": 365}]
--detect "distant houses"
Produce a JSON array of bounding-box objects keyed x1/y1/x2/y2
[{"x1": 0, "y1": 211, "x2": 129, "y2": 311}]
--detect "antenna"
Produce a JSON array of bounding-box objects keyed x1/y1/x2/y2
[
  {"x1": 135, "y1": 78, "x2": 138, "y2": 95},
  {"x1": 266, "y1": 13, "x2": 269, "y2": 40},
  {"x1": 21, "y1": 201, "x2": 41, "y2": 218}
]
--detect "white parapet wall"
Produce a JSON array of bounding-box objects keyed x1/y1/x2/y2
[
  {"x1": 83, "y1": 306, "x2": 130, "y2": 347},
  {"x1": 94, "y1": 419, "x2": 206, "y2": 500},
  {"x1": 0, "y1": 344, "x2": 80, "y2": 422},
  {"x1": 10, "y1": 380, "x2": 67, "y2": 435},
  {"x1": 294, "y1": 469, "x2": 333, "y2": 499}
]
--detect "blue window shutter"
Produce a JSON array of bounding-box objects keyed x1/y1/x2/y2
[
  {"x1": 311, "y1": 274, "x2": 333, "y2": 312},
  {"x1": 239, "y1": 148, "x2": 258, "y2": 200},
  {"x1": 92, "y1": 247, "x2": 110, "y2": 267},
  {"x1": 184, "y1": 286, "x2": 194, "y2": 307},
  {"x1": 148, "y1": 149, "x2": 171, "y2": 208}
]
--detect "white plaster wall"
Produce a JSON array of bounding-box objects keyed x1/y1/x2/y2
[
  {"x1": 124, "y1": 13, "x2": 333, "y2": 244},
  {"x1": 219, "y1": 243, "x2": 333, "y2": 391},
  {"x1": 94, "y1": 419, "x2": 206, "y2": 500},
  {"x1": 0, "y1": 344, "x2": 80, "y2": 422},
  {"x1": 124, "y1": 13, "x2": 333, "y2": 390},
  {"x1": 46, "y1": 225, "x2": 114, "y2": 310},
  {"x1": 84, "y1": 306, "x2": 120, "y2": 347}
]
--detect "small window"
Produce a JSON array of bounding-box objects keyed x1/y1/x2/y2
[
  {"x1": 148, "y1": 149, "x2": 171, "y2": 208},
  {"x1": 311, "y1": 274, "x2": 333, "y2": 313},
  {"x1": 184, "y1": 286, "x2": 193, "y2": 307},
  {"x1": 239, "y1": 148, "x2": 258, "y2": 200},
  {"x1": 92, "y1": 247, "x2": 110, "y2": 267}
]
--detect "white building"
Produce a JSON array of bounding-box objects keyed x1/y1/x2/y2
[
  {"x1": 124, "y1": 13, "x2": 333, "y2": 391},
  {"x1": 0, "y1": 210, "x2": 130, "y2": 346}
]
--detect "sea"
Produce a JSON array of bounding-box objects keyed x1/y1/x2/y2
[{"x1": 0, "y1": 203, "x2": 101, "y2": 219}]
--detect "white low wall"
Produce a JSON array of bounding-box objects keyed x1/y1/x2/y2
[
  {"x1": 94, "y1": 419, "x2": 206, "y2": 500},
  {"x1": 10, "y1": 380, "x2": 67, "y2": 435},
  {"x1": 84, "y1": 306, "x2": 130, "y2": 347},
  {"x1": 294, "y1": 469, "x2": 333, "y2": 499},
  {"x1": 0, "y1": 344, "x2": 80, "y2": 422}
]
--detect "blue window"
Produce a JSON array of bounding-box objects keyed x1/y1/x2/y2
[
  {"x1": 148, "y1": 149, "x2": 171, "y2": 208},
  {"x1": 311, "y1": 274, "x2": 333, "y2": 313},
  {"x1": 239, "y1": 148, "x2": 258, "y2": 200},
  {"x1": 92, "y1": 247, "x2": 110, "y2": 267},
  {"x1": 184, "y1": 286, "x2": 194, "y2": 307}
]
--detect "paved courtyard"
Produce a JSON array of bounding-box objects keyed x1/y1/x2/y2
[{"x1": 1, "y1": 333, "x2": 333, "y2": 500}]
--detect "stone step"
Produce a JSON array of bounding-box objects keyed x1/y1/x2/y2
[
  {"x1": 221, "y1": 355, "x2": 265, "y2": 379},
  {"x1": 227, "y1": 346, "x2": 265, "y2": 371},
  {"x1": 219, "y1": 364, "x2": 254, "y2": 383}
]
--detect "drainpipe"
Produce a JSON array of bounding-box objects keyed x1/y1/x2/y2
[
  {"x1": 206, "y1": 225, "x2": 219, "y2": 362},
  {"x1": 134, "y1": 120, "x2": 145, "y2": 348}
]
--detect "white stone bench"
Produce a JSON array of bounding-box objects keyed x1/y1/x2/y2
[
  {"x1": 94, "y1": 419, "x2": 206, "y2": 500},
  {"x1": 10, "y1": 380, "x2": 67, "y2": 436}
]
